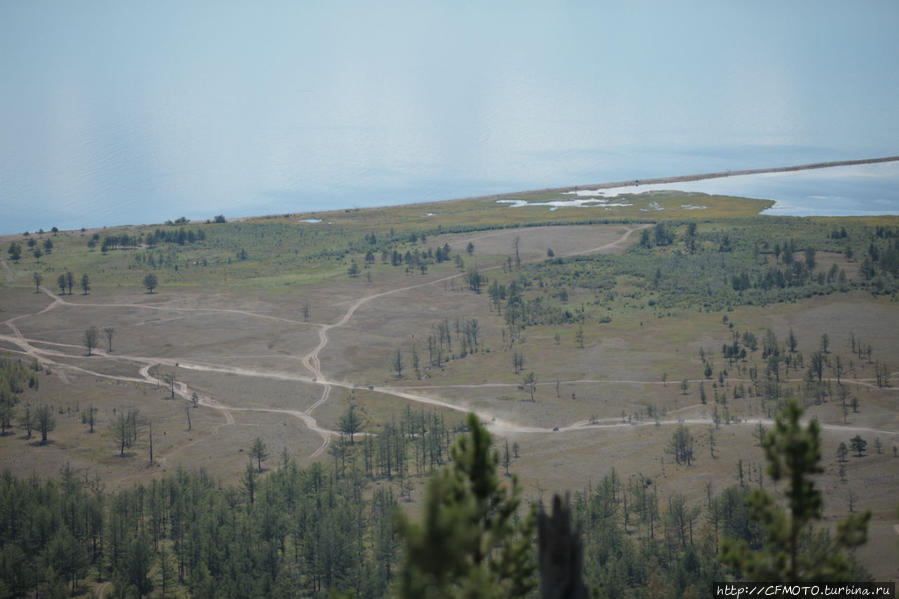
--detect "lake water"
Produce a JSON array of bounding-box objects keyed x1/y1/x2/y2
[
  {"x1": 570, "y1": 161, "x2": 899, "y2": 217},
  {"x1": 2, "y1": 2, "x2": 898, "y2": 233}
]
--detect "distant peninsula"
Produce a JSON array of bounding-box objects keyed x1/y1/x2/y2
[{"x1": 479, "y1": 155, "x2": 899, "y2": 200}]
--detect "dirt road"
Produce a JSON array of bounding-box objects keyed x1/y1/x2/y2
[{"x1": 3, "y1": 223, "x2": 896, "y2": 462}]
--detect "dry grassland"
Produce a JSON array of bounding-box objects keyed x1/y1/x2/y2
[{"x1": 2, "y1": 214, "x2": 898, "y2": 578}]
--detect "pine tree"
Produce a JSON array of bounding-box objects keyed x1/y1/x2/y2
[
  {"x1": 523, "y1": 372, "x2": 536, "y2": 402},
  {"x1": 250, "y1": 437, "x2": 269, "y2": 471},
  {"x1": 83, "y1": 326, "x2": 99, "y2": 356},
  {"x1": 503, "y1": 440, "x2": 511, "y2": 476},
  {"x1": 396, "y1": 413, "x2": 536, "y2": 598},
  {"x1": 339, "y1": 404, "x2": 362, "y2": 444},
  {"x1": 394, "y1": 349, "x2": 403, "y2": 378},
  {"x1": 242, "y1": 461, "x2": 257, "y2": 504},
  {"x1": 112, "y1": 409, "x2": 140, "y2": 456},
  {"x1": 35, "y1": 403, "x2": 55, "y2": 444},
  {"x1": 850, "y1": 435, "x2": 867, "y2": 457},
  {"x1": 159, "y1": 544, "x2": 176, "y2": 598},
  {"x1": 836, "y1": 442, "x2": 848, "y2": 463},
  {"x1": 46, "y1": 527, "x2": 89, "y2": 593},
  {"x1": 143, "y1": 273, "x2": 158, "y2": 293},
  {"x1": 721, "y1": 399, "x2": 870, "y2": 582},
  {"x1": 667, "y1": 424, "x2": 694, "y2": 465},
  {"x1": 119, "y1": 533, "x2": 153, "y2": 598},
  {"x1": 412, "y1": 344, "x2": 421, "y2": 379},
  {"x1": 7, "y1": 241, "x2": 21, "y2": 261}
]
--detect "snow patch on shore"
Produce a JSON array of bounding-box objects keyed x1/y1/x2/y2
[
  {"x1": 562, "y1": 183, "x2": 654, "y2": 197},
  {"x1": 497, "y1": 199, "x2": 633, "y2": 209}
]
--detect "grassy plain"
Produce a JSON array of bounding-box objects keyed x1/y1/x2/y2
[{"x1": 2, "y1": 191, "x2": 898, "y2": 580}]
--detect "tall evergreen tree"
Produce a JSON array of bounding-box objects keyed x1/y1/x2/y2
[
  {"x1": 250, "y1": 437, "x2": 269, "y2": 471},
  {"x1": 7, "y1": 241, "x2": 21, "y2": 261},
  {"x1": 143, "y1": 273, "x2": 158, "y2": 293},
  {"x1": 721, "y1": 399, "x2": 870, "y2": 582},
  {"x1": 850, "y1": 435, "x2": 867, "y2": 457},
  {"x1": 118, "y1": 533, "x2": 153, "y2": 598},
  {"x1": 103, "y1": 327, "x2": 115, "y2": 352},
  {"x1": 35, "y1": 403, "x2": 55, "y2": 444},
  {"x1": 83, "y1": 326, "x2": 99, "y2": 356},
  {"x1": 393, "y1": 350, "x2": 403, "y2": 378},
  {"x1": 112, "y1": 409, "x2": 140, "y2": 456},
  {"x1": 339, "y1": 404, "x2": 362, "y2": 444},
  {"x1": 396, "y1": 413, "x2": 536, "y2": 598}
]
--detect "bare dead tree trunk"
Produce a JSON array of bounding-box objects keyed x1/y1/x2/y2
[{"x1": 538, "y1": 493, "x2": 589, "y2": 599}]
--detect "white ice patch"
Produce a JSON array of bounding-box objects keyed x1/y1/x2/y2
[
  {"x1": 298, "y1": 218, "x2": 323, "y2": 223},
  {"x1": 563, "y1": 180, "x2": 719, "y2": 198},
  {"x1": 680, "y1": 205, "x2": 707, "y2": 210},
  {"x1": 562, "y1": 183, "x2": 651, "y2": 198},
  {"x1": 497, "y1": 199, "x2": 633, "y2": 209}
]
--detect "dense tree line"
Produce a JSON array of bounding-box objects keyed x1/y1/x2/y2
[
  {"x1": 517, "y1": 219, "x2": 899, "y2": 319},
  {"x1": 638, "y1": 222, "x2": 676, "y2": 248},
  {"x1": 50, "y1": 271, "x2": 91, "y2": 295},
  {"x1": 353, "y1": 407, "x2": 460, "y2": 493},
  {"x1": 0, "y1": 403, "x2": 455, "y2": 598},
  {"x1": 0, "y1": 400, "x2": 873, "y2": 598},
  {"x1": 379, "y1": 244, "x2": 455, "y2": 273},
  {"x1": 486, "y1": 277, "x2": 583, "y2": 338},
  {"x1": 95, "y1": 228, "x2": 206, "y2": 253},
  {"x1": 0, "y1": 358, "x2": 44, "y2": 439},
  {"x1": 859, "y1": 234, "x2": 899, "y2": 285},
  {"x1": 133, "y1": 249, "x2": 179, "y2": 270},
  {"x1": 0, "y1": 461, "x2": 400, "y2": 598},
  {"x1": 413, "y1": 318, "x2": 483, "y2": 371},
  {"x1": 392, "y1": 401, "x2": 871, "y2": 598}
]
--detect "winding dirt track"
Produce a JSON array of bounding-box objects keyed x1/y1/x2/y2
[
  {"x1": 2, "y1": 223, "x2": 897, "y2": 464},
  {"x1": 403, "y1": 376, "x2": 898, "y2": 392}
]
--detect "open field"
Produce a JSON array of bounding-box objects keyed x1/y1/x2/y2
[{"x1": 2, "y1": 193, "x2": 898, "y2": 584}]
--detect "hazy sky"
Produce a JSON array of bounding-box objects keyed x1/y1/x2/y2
[{"x1": 2, "y1": 1, "x2": 897, "y2": 231}]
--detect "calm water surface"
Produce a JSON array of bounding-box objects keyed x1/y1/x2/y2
[
  {"x1": 2, "y1": 2, "x2": 897, "y2": 232},
  {"x1": 594, "y1": 161, "x2": 899, "y2": 217}
]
